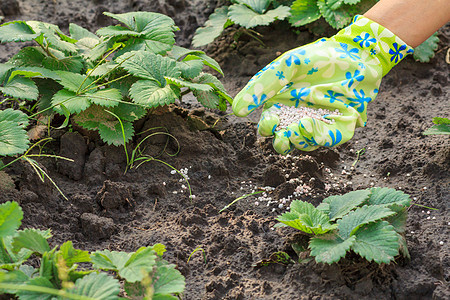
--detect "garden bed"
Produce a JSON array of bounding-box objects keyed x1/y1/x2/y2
[{"x1": 1, "y1": 0, "x2": 449, "y2": 299}]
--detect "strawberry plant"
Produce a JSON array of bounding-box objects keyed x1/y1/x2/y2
[
  {"x1": 277, "y1": 187, "x2": 411, "y2": 264},
  {"x1": 0, "y1": 201, "x2": 185, "y2": 299},
  {"x1": 0, "y1": 11, "x2": 231, "y2": 146},
  {"x1": 192, "y1": 0, "x2": 291, "y2": 47}
]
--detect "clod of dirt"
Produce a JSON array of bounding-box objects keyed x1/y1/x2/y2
[
  {"x1": 80, "y1": 213, "x2": 115, "y2": 240},
  {"x1": 273, "y1": 181, "x2": 297, "y2": 200},
  {"x1": 0, "y1": 170, "x2": 15, "y2": 192},
  {"x1": 95, "y1": 180, "x2": 133, "y2": 210},
  {"x1": 1, "y1": 0, "x2": 20, "y2": 16},
  {"x1": 84, "y1": 148, "x2": 106, "y2": 186},
  {"x1": 147, "y1": 183, "x2": 168, "y2": 198},
  {"x1": 57, "y1": 132, "x2": 88, "y2": 181},
  {"x1": 263, "y1": 164, "x2": 286, "y2": 187}
]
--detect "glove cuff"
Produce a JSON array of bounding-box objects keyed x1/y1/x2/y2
[{"x1": 335, "y1": 15, "x2": 414, "y2": 76}]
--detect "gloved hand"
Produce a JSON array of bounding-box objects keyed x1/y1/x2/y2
[{"x1": 232, "y1": 15, "x2": 413, "y2": 154}]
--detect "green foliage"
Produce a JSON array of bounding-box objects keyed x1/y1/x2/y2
[
  {"x1": 277, "y1": 187, "x2": 411, "y2": 264},
  {"x1": 192, "y1": 0, "x2": 290, "y2": 47},
  {"x1": 192, "y1": 7, "x2": 232, "y2": 47},
  {"x1": 0, "y1": 201, "x2": 185, "y2": 299},
  {"x1": 289, "y1": 0, "x2": 377, "y2": 29},
  {"x1": 0, "y1": 11, "x2": 230, "y2": 147},
  {"x1": 423, "y1": 117, "x2": 450, "y2": 135},
  {"x1": 413, "y1": 32, "x2": 439, "y2": 63},
  {"x1": 289, "y1": 0, "x2": 321, "y2": 27},
  {"x1": 0, "y1": 109, "x2": 29, "y2": 156}
]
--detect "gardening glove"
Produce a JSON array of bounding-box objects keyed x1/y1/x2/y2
[{"x1": 232, "y1": 15, "x2": 414, "y2": 154}]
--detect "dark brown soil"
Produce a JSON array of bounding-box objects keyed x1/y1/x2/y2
[{"x1": 1, "y1": 1, "x2": 449, "y2": 299}]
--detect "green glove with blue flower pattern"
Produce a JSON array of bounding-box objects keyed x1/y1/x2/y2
[{"x1": 232, "y1": 15, "x2": 413, "y2": 154}]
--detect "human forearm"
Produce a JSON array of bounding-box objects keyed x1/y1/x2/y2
[{"x1": 364, "y1": 0, "x2": 450, "y2": 47}]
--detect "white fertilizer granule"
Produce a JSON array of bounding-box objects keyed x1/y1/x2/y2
[{"x1": 276, "y1": 104, "x2": 342, "y2": 130}]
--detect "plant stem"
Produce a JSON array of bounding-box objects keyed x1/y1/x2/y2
[
  {"x1": 219, "y1": 191, "x2": 264, "y2": 213},
  {"x1": 187, "y1": 247, "x2": 207, "y2": 264},
  {"x1": 352, "y1": 148, "x2": 366, "y2": 167},
  {"x1": 77, "y1": 44, "x2": 122, "y2": 94}
]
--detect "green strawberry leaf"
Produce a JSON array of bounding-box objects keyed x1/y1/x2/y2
[
  {"x1": 0, "y1": 21, "x2": 39, "y2": 43},
  {"x1": 398, "y1": 234, "x2": 410, "y2": 260},
  {"x1": 99, "y1": 12, "x2": 177, "y2": 55},
  {"x1": 0, "y1": 108, "x2": 29, "y2": 128},
  {"x1": 237, "y1": 0, "x2": 271, "y2": 14},
  {"x1": 88, "y1": 88, "x2": 122, "y2": 107},
  {"x1": 0, "y1": 123, "x2": 29, "y2": 156},
  {"x1": 112, "y1": 102, "x2": 147, "y2": 122},
  {"x1": 87, "y1": 61, "x2": 118, "y2": 77},
  {"x1": 184, "y1": 52, "x2": 224, "y2": 76},
  {"x1": 193, "y1": 90, "x2": 223, "y2": 110},
  {"x1": 42, "y1": 56, "x2": 84, "y2": 73},
  {"x1": 69, "y1": 272, "x2": 120, "y2": 300},
  {"x1": 91, "y1": 247, "x2": 157, "y2": 282},
  {"x1": 325, "y1": 0, "x2": 345, "y2": 10},
  {"x1": 0, "y1": 202, "x2": 23, "y2": 238},
  {"x1": 69, "y1": 23, "x2": 99, "y2": 40},
  {"x1": 0, "y1": 76, "x2": 39, "y2": 100},
  {"x1": 192, "y1": 7, "x2": 232, "y2": 47},
  {"x1": 352, "y1": 221, "x2": 399, "y2": 264},
  {"x1": 91, "y1": 249, "x2": 130, "y2": 270},
  {"x1": 277, "y1": 200, "x2": 336, "y2": 235},
  {"x1": 15, "y1": 277, "x2": 56, "y2": 300},
  {"x1": 26, "y1": 21, "x2": 77, "y2": 54},
  {"x1": 129, "y1": 80, "x2": 179, "y2": 108},
  {"x1": 54, "y1": 71, "x2": 93, "y2": 93},
  {"x1": 229, "y1": 4, "x2": 291, "y2": 28},
  {"x1": 170, "y1": 46, "x2": 224, "y2": 76},
  {"x1": 97, "y1": 26, "x2": 144, "y2": 38},
  {"x1": 309, "y1": 235, "x2": 356, "y2": 264},
  {"x1": 12, "y1": 228, "x2": 51, "y2": 254},
  {"x1": 9, "y1": 47, "x2": 46, "y2": 67},
  {"x1": 368, "y1": 187, "x2": 411, "y2": 207},
  {"x1": 337, "y1": 205, "x2": 396, "y2": 240},
  {"x1": 73, "y1": 104, "x2": 134, "y2": 146},
  {"x1": 120, "y1": 51, "x2": 181, "y2": 85},
  {"x1": 192, "y1": 72, "x2": 233, "y2": 105},
  {"x1": 0, "y1": 230, "x2": 50, "y2": 269},
  {"x1": 317, "y1": 0, "x2": 353, "y2": 29},
  {"x1": 0, "y1": 268, "x2": 33, "y2": 294},
  {"x1": 413, "y1": 32, "x2": 439, "y2": 63},
  {"x1": 51, "y1": 89, "x2": 91, "y2": 114},
  {"x1": 153, "y1": 264, "x2": 186, "y2": 296},
  {"x1": 58, "y1": 241, "x2": 91, "y2": 267},
  {"x1": 177, "y1": 59, "x2": 204, "y2": 79},
  {"x1": 35, "y1": 78, "x2": 63, "y2": 113},
  {"x1": 385, "y1": 204, "x2": 408, "y2": 234},
  {"x1": 12, "y1": 66, "x2": 60, "y2": 81},
  {"x1": 324, "y1": 189, "x2": 371, "y2": 221},
  {"x1": 8, "y1": 70, "x2": 44, "y2": 82},
  {"x1": 289, "y1": 0, "x2": 321, "y2": 27},
  {"x1": 165, "y1": 77, "x2": 213, "y2": 92},
  {"x1": 0, "y1": 63, "x2": 14, "y2": 83}
]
